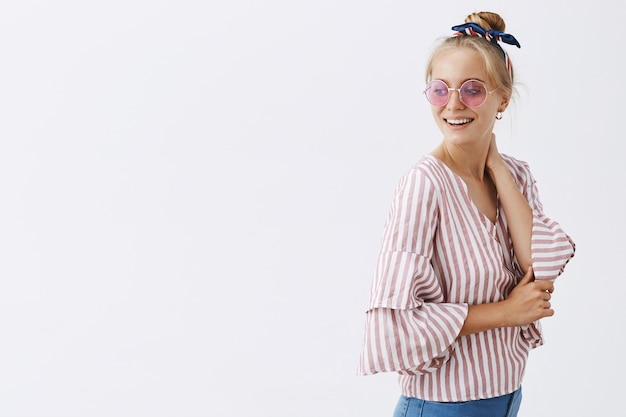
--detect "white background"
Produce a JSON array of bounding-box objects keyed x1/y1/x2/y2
[{"x1": 0, "y1": 1, "x2": 622, "y2": 416}]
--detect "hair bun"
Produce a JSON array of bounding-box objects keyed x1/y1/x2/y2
[{"x1": 465, "y1": 11, "x2": 506, "y2": 32}]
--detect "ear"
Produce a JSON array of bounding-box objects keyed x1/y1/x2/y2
[{"x1": 498, "y1": 95, "x2": 511, "y2": 113}]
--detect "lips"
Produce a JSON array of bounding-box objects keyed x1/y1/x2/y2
[{"x1": 445, "y1": 118, "x2": 474, "y2": 126}]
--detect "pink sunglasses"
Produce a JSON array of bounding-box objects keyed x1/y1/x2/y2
[{"x1": 424, "y1": 79, "x2": 496, "y2": 108}]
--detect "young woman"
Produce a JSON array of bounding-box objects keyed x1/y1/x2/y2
[{"x1": 357, "y1": 11, "x2": 575, "y2": 417}]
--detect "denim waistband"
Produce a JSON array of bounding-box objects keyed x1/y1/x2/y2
[{"x1": 393, "y1": 387, "x2": 522, "y2": 417}]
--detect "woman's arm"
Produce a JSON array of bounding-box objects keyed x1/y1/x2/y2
[
  {"x1": 486, "y1": 134, "x2": 533, "y2": 272},
  {"x1": 459, "y1": 266, "x2": 554, "y2": 336}
]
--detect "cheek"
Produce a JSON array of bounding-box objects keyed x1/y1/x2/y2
[{"x1": 483, "y1": 101, "x2": 501, "y2": 118}]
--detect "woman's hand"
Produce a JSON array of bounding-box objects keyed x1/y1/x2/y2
[
  {"x1": 502, "y1": 267, "x2": 555, "y2": 326},
  {"x1": 485, "y1": 133, "x2": 505, "y2": 174},
  {"x1": 459, "y1": 267, "x2": 555, "y2": 337}
]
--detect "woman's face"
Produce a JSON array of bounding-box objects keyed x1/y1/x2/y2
[{"x1": 428, "y1": 47, "x2": 508, "y2": 148}]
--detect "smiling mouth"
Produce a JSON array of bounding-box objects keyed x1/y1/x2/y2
[{"x1": 445, "y1": 118, "x2": 474, "y2": 126}]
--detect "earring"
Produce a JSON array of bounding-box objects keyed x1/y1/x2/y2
[{"x1": 496, "y1": 112, "x2": 503, "y2": 120}]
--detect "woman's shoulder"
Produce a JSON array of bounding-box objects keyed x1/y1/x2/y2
[
  {"x1": 500, "y1": 153, "x2": 530, "y2": 169},
  {"x1": 406, "y1": 154, "x2": 449, "y2": 179},
  {"x1": 500, "y1": 153, "x2": 531, "y2": 177},
  {"x1": 499, "y1": 153, "x2": 535, "y2": 185},
  {"x1": 391, "y1": 155, "x2": 451, "y2": 195}
]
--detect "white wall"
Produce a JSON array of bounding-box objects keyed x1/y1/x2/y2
[{"x1": 0, "y1": 1, "x2": 621, "y2": 416}]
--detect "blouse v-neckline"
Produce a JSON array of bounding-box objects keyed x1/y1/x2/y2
[{"x1": 425, "y1": 155, "x2": 500, "y2": 229}]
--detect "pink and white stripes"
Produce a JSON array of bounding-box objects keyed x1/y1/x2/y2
[{"x1": 357, "y1": 154, "x2": 575, "y2": 401}]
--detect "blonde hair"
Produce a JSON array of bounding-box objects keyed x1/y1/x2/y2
[{"x1": 425, "y1": 11, "x2": 515, "y2": 99}]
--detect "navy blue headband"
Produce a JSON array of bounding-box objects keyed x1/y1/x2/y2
[
  {"x1": 451, "y1": 23, "x2": 521, "y2": 49},
  {"x1": 451, "y1": 22, "x2": 521, "y2": 80}
]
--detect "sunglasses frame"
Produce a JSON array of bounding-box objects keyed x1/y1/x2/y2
[{"x1": 424, "y1": 79, "x2": 497, "y2": 108}]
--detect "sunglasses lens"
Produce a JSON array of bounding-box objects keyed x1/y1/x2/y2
[
  {"x1": 424, "y1": 80, "x2": 449, "y2": 106},
  {"x1": 459, "y1": 80, "x2": 487, "y2": 107}
]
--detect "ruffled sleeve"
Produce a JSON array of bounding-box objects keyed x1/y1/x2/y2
[
  {"x1": 357, "y1": 166, "x2": 468, "y2": 376},
  {"x1": 497, "y1": 155, "x2": 576, "y2": 348},
  {"x1": 503, "y1": 155, "x2": 576, "y2": 281}
]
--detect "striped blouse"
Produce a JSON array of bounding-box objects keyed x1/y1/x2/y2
[{"x1": 357, "y1": 154, "x2": 575, "y2": 402}]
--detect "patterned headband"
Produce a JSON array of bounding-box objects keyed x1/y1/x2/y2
[{"x1": 451, "y1": 22, "x2": 521, "y2": 81}]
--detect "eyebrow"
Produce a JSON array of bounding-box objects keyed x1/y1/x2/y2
[{"x1": 432, "y1": 78, "x2": 489, "y2": 86}]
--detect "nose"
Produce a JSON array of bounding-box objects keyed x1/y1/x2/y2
[{"x1": 446, "y1": 88, "x2": 465, "y2": 110}]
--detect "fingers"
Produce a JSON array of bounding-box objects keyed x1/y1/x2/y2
[
  {"x1": 518, "y1": 266, "x2": 534, "y2": 285},
  {"x1": 535, "y1": 280, "x2": 554, "y2": 293},
  {"x1": 507, "y1": 267, "x2": 558, "y2": 324},
  {"x1": 542, "y1": 290, "x2": 553, "y2": 316},
  {"x1": 522, "y1": 265, "x2": 556, "y2": 293}
]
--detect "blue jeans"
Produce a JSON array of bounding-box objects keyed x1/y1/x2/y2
[{"x1": 393, "y1": 387, "x2": 522, "y2": 417}]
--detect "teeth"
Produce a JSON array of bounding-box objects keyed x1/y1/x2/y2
[{"x1": 447, "y1": 118, "x2": 472, "y2": 125}]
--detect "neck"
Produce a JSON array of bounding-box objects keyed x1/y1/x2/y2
[{"x1": 432, "y1": 143, "x2": 489, "y2": 181}]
